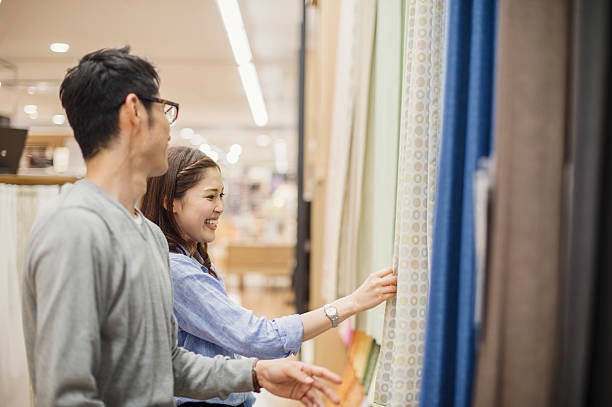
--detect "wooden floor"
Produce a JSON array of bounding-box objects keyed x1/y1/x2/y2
[{"x1": 226, "y1": 276, "x2": 302, "y2": 407}]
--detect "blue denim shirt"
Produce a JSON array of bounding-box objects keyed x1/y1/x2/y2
[{"x1": 170, "y1": 251, "x2": 304, "y2": 406}]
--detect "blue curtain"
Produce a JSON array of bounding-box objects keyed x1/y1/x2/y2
[{"x1": 420, "y1": 0, "x2": 497, "y2": 406}]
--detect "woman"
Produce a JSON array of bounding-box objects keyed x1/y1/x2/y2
[{"x1": 141, "y1": 146, "x2": 397, "y2": 407}]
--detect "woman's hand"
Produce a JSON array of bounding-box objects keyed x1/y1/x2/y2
[
  {"x1": 300, "y1": 267, "x2": 397, "y2": 341},
  {"x1": 348, "y1": 267, "x2": 397, "y2": 313}
]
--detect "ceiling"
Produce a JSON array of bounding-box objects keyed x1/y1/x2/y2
[{"x1": 0, "y1": 0, "x2": 301, "y2": 168}]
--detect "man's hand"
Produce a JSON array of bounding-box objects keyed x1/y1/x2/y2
[{"x1": 255, "y1": 359, "x2": 342, "y2": 407}]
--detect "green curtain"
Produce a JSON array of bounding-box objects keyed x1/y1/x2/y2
[{"x1": 355, "y1": 0, "x2": 403, "y2": 344}]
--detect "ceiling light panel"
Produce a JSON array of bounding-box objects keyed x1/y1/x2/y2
[
  {"x1": 50, "y1": 43, "x2": 70, "y2": 53},
  {"x1": 216, "y1": 0, "x2": 269, "y2": 127}
]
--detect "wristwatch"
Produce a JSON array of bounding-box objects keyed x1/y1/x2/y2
[{"x1": 324, "y1": 303, "x2": 340, "y2": 328}]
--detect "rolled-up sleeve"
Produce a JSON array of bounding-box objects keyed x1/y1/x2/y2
[{"x1": 170, "y1": 256, "x2": 304, "y2": 359}]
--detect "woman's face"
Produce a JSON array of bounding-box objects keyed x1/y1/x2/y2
[{"x1": 173, "y1": 167, "x2": 224, "y2": 245}]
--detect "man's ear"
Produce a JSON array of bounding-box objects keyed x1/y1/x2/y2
[{"x1": 119, "y1": 93, "x2": 142, "y2": 126}]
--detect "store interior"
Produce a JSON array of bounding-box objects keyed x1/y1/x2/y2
[{"x1": 2, "y1": 0, "x2": 612, "y2": 406}]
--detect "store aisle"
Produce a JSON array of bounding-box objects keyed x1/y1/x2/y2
[{"x1": 226, "y1": 276, "x2": 302, "y2": 407}]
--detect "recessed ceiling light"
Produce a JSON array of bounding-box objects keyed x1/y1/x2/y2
[
  {"x1": 230, "y1": 143, "x2": 242, "y2": 155},
  {"x1": 50, "y1": 42, "x2": 70, "y2": 53},
  {"x1": 24, "y1": 105, "x2": 38, "y2": 115},
  {"x1": 52, "y1": 114, "x2": 66, "y2": 125}
]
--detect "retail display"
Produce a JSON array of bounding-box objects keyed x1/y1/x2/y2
[
  {"x1": 374, "y1": 0, "x2": 446, "y2": 405},
  {"x1": 0, "y1": 182, "x2": 61, "y2": 406}
]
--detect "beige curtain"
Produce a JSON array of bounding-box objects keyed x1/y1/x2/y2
[
  {"x1": 321, "y1": 0, "x2": 377, "y2": 302},
  {"x1": 0, "y1": 184, "x2": 61, "y2": 406}
]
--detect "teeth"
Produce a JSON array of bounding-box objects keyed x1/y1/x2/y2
[{"x1": 205, "y1": 220, "x2": 218, "y2": 225}]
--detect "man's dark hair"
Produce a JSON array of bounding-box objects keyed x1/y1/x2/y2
[{"x1": 59, "y1": 46, "x2": 160, "y2": 160}]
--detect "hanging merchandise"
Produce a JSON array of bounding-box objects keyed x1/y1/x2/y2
[
  {"x1": 321, "y1": 0, "x2": 376, "y2": 303},
  {"x1": 558, "y1": 1, "x2": 611, "y2": 405},
  {"x1": 355, "y1": 0, "x2": 402, "y2": 344},
  {"x1": 419, "y1": 0, "x2": 497, "y2": 406},
  {"x1": 0, "y1": 183, "x2": 61, "y2": 405},
  {"x1": 336, "y1": 0, "x2": 377, "y2": 299},
  {"x1": 373, "y1": 0, "x2": 446, "y2": 405},
  {"x1": 472, "y1": 0, "x2": 569, "y2": 406}
]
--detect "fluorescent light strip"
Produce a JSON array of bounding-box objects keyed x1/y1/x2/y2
[
  {"x1": 216, "y1": 0, "x2": 252, "y2": 65},
  {"x1": 216, "y1": 0, "x2": 268, "y2": 127},
  {"x1": 238, "y1": 63, "x2": 268, "y2": 127}
]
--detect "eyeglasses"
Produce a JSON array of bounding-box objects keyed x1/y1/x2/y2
[{"x1": 138, "y1": 95, "x2": 180, "y2": 125}]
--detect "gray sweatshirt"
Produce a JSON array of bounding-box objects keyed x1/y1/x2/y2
[{"x1": 22, "y1": 180, "x2": 253, "y2": 406}]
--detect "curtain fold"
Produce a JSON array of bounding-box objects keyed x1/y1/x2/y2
[
  {"x1": 472, "y1": 0, "x2": 569, "y2": 405},
  {"x1": 373, "y1": 0, "x2": 446, "y2": 405},
  {"x1": 321, "y1": 0, "x2": 376, "y2": 303},
  {"x1": 420, "y1": 0, "x2": 497, "y2": 406},
  {"x1": 337, "y1": 0, "x2": 377, "y2": 298},
  {"x1": 355, "y1": 0, "x2": 403, "y2": 344},
  {"x1": 320, "y1": 0, "x2": 360, "y2": 303},
  {"x1": 0, "y1": 183, "x2": 61, "y2": 406}
]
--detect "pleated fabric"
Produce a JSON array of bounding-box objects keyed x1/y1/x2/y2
[
  {"x1": 0, "y1": 184, "x2": 60, "y2": 406},
  {"x1": 419, "y1": 0, "x2": 497, "y2": 406},
  {"x1": 355, "y1": 0, "x2": 403, "y2": 344},
  {"x1": 321, "y1": 0, "x2": 376, "y2": 302},
  {"x1": 373, "y1": 0, "x2": 446, "y2": 405},
  {"x1": 472, "y1": 0, "x2": 569, "y2": 405},
  {"x1": 336, "y1": 0, "x2": 377, "y2": 298}
]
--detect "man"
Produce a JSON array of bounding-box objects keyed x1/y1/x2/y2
[{"x1": 21, "y1": 47, "x2": 340, "y2": 407}]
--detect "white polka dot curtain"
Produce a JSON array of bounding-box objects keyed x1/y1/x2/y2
[{"x1": 373, "y1": 0, "x2": 446, "y2": 405}]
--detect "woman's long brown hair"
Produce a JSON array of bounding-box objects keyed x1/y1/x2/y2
[{"x1": 141, "y1": 145, "x2": 220, "y2": 272}]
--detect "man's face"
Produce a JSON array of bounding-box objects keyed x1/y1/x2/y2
[{"x1": 143, "y1": 98, "x2": 171, "y2": 177}]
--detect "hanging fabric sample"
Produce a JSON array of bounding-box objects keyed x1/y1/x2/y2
[
  {"x1": 0, "y1": 183, "x2": 61, "y2": 406},
  {"x1": 355, "y1": 0, "x2": 403, "y2": 343},
  {"x1": 321, "y1": 0, "x2": 376, "y2": 303},
  {"x1": 373, "y1": 0, "x2": 446, "y2": 405},
  {"x1": 472, "y1": 0, "x2": 570, "y2": 405},
  {"x1": 336, "y1": 0, "x2": 377, "y2": 298},
  {"x1": 419, "y1": 0, "x2": 497, "y2": 406},
  {"x1": 557, "y1": 1, "x2": 610, "y2": 405}
]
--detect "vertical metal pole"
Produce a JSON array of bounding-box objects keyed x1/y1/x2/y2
[{"x1": 293, "y1": 0, "x2": 311, "y2": 313}]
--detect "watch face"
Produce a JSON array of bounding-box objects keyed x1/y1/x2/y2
[{"x1": 326, "y1": 306, "x2": 337, "y2": 317}]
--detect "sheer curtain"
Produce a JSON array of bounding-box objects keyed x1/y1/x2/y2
[
  {"x1": 373, "y1": 0, "x2": 446, "y2": 405},
  {"x1": 321, "y1": 0, "x2": 377, "y2": 302},
  {"x1": 0, "y1": 184, "x2": 60, "y2": 406}
]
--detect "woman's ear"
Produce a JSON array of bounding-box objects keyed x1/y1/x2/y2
[
  {"x1": 170, "y1": 198, "x2": 180, "y2": 214},
  {"x1": 162, "y1": 197, "x2": 174, "y2": 212}
]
